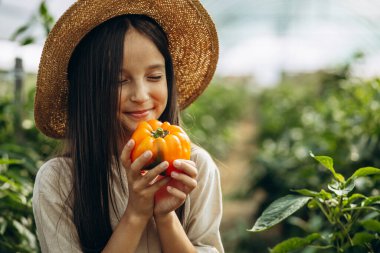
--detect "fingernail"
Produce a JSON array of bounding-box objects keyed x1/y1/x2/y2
[
  {"x1": 171, "y1": 171, "x2": 178, "y2": 177},
  {"x1": 144, "y1": 151, "x2": 151, "y2": 158},
  {"x1": 127, "y1": 139, "x2": 134, "y2": 148},
  {"x1": 161, "y1": 161, "x2": 169, "y2": 169},
  {"x1": 173, "y1": 160, "x2": 181, "y2": 167}
]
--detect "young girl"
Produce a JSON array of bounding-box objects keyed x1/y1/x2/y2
[{"x1": 33, "y1": 1, "x2": 223, "y2": 252}]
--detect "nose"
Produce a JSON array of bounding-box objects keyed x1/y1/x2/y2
[{"x1": 130, "y1": 79, "x2": 149, "y2": 103}]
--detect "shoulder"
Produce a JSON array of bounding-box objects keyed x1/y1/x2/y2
[
  {"x1": 34, "y1": 157, "x2": 73, "y2": 197},
  {"x1": 183, "y1": 144, "x2": 223, "y2": 240},
  {"x1": 32, "y1": 158, "x2": 80, "y2": 252},
  {"x1": 190, "y1": 144, "x2": 219, "y2": 180},
  {"x1": 191, "y1": 144, "x2": 214, "y2": 165}
]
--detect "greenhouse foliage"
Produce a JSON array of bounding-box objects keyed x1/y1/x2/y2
[{"x1": 235, "y1": 64, "x2": 380, "y2": 252}]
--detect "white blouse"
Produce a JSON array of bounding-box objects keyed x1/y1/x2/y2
[{"x1": 32, "y1": 145, "x2": 224, "y2": 252}]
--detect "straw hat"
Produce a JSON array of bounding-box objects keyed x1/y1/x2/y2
[{"x1": 34, "y1": 0, "x2": 218, "y2": 139}]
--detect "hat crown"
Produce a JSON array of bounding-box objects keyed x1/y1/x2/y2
[{"x1": 35, "y1": 0, "x2": 218, "y2": 138}]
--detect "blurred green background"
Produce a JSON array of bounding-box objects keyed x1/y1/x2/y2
[{"x1": 1, "y1": 1, "x2": 380, "y2": 252}]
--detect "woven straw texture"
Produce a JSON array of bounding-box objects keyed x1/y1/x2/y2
[{"x1": 34, "y1": 0, "x2": 218, "y2": 138}]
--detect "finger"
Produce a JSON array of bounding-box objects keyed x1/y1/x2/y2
[
  {"x1": 181, "y1": 159, "x2": 196, "y2": 167},
  {"x1": 166, "y1": 186, "x2": 187, "y2": 201},
  {"x1": 120, "y1": 139, "x2": 135, "y2": 167},
  {"x1": 173, "y1": 160, "x2": 198, "y2": 178},
  {"x1": 134, "y1": 175, "x2": 170, "y2": 194},
  {"x1": 130, "y1": 151, "x2": 152, "y2": 176},
  {"x1": 142, "y1": 162, "x2": 169, "y2": 184},
  {"x1": 149, "y1": 176, "x2": 171, "y2": 192},
  {"x1": 171, "y1": 171, "x2": 197, "y2": 191}
]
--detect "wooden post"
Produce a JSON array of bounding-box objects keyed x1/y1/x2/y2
[{"x1": 14, "y1": 57, "x2": 24, "y2": 142}]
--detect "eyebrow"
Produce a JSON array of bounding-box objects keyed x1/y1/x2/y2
[
  {"x1": 120, "y1": 63, "x2": 165, "y2": 74},
  {"x1": 146, "y1": 63, "x2": 165, "y2": 70}
]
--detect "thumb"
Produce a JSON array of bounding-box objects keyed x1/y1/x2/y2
[{"x1": 120, "y1": 139, "x2": 135, "y2": 168}]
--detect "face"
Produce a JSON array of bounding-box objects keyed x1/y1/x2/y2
[{"x1": 118, "y1": 28, "x2": 168, "y2": 134}]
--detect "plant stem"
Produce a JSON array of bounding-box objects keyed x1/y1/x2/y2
[
  {"x1": 342, "y1": 206, "x2": 380, "y2": 213},
  {"x1": 315, "y1": 201, "x2": 334, "y2": 224},
  {"x1": 336, "y1": 219, "x2": 353, "y2": 246},
  {"x1": 310, "y1": 244, "x2": 334, "y2": 250},
  {"x1": 337, "y1": 194, "x2": 354, "y2": 247},
  {"x1": 365, "y1": 243, "x2": 375, "y2": 253}
]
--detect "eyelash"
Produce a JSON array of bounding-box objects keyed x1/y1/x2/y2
[
  {"x1": 119, "y1": 75, "x2": 163, "y2": 84},
  {"x1": 119, "y1": 79, "x2": 130, "y2": 85},
  {"x1": 148, "y1": 76, "x2": 162, "y2": 81}
]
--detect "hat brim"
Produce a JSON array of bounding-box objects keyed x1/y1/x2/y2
[{"x1": 34, "y1": 0, "x2": 218, "y2": 138}]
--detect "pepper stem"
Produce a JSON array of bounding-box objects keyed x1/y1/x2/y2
[{"x1": 152, "y1": 127, "x2": 169, "y2": 138}]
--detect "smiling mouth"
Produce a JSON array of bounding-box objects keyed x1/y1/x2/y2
[{"x1": 127, "y1": 109, "x2": 150, "y2": 119}]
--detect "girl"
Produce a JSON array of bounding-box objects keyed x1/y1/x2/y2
[{"x1": 33, "y1": 1, "x2": 223, "y2": 252}]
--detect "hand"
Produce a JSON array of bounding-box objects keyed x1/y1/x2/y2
[
  {"x1": 153, "y1": 159, "x2": 198, "y2": 218},
  {"x1": 120, "y1": 140, "x2": 171, "y2": 220}
]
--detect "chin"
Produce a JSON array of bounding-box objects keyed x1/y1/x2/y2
[{"x1": 125, "y1": 123, "x2": 139, "y2": 133}]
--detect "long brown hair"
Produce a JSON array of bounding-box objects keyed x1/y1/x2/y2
[{"x1": 66, "y1": 15, "x2": 180, "y2": 252}]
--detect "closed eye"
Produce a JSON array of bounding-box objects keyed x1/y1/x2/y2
[
  {"x1": 119, "y1": 79, "x2": 130, "y2": 84},
  {"x1": 148, "y1": 76, "x2": 163, "y2": 81}
]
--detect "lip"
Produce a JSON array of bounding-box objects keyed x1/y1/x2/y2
[{"x1": 126, "y1": 109, "x2": 151, "y2": 120}]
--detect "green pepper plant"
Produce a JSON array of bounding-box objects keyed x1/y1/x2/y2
[
  {"x1": 249, "y1": 152, "x2": 380, "y2": 253},
  {"x1": 0, "y1": 158, "x2": 39, "y2": 252}
]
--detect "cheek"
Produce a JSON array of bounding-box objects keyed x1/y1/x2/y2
[
  {"x1": 157, "y1": 83, "x2": 168, "y2": 105},
  {"x1": 161, "y1": 88, "x2": 168, "y2": 105},
  {"x1": 117, "y1": 87, "x2": 127, "y2": 115},
  {"x1": 118, "y1": 86, "x2": 127, "y2": 104}
]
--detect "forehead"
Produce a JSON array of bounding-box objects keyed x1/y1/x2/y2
[{"x1": 122, "y1": 28, "x2": 165, "y2": 70}]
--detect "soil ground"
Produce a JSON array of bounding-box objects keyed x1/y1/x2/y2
[{"x1": 217, "y1": 119, "x2": 265, "y2": 232}]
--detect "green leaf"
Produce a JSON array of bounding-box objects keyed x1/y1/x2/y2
[
  {"x1": 349, "y1": 167, "x2": 380, "y2": 180},
  {"x1": 360, "y1": 219, "x2": 380, "y2": 233},
  {"x1": 352, "y1": 232, "x2": 376, "y2": 246},
  {"x1": 291, "y1": 189, "x2": 319, "y2": 197},
  {"x1": 20, "y1": 37, "x2": 35, "y2": 46},
  {"x1": 248, "y1": 195, "x2": 311, "y2": 232},
  {"x1": 0, "y1": 217, "x2": 7, "y2": 235},
  {"x1": 347, "y1": 193, "x2": 367, "y2": 204},
  {"x1": 363, "y1": 196, "x2": 380, "y2": 206},
  {"x1": 310, "y1": 153, "x2": 345, "y2": 182},
  {"x1": 10, "y1": 24, "x2": 30, "y2": 40},
  {"x1": 39, "y1": 0, "x2": 54, "y2": 34},
  {"x1": 11, "y1": 220, "x2": 37, "y2": 248},
  {"x1": 0, "y1": 159, "x2": 23, "y2": 165},
  {"x1": 327, "y1": 179, "x2": 355, "y2": 196},
  {"x1": 307, "y1": 199, "x2": 319, "y2": 209},
  {"x1": 270, "y1": 233, "x2": 321, "y2": 253},
  {"x1": 39, "y1": 1, "x2": 48, "y2": 16},
  {"x1": 0, "y1": 175, "x2": 19, "y2": 189},
  {"x1": 318, "y1": 189, "x2": 332, "y2": 200}
]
